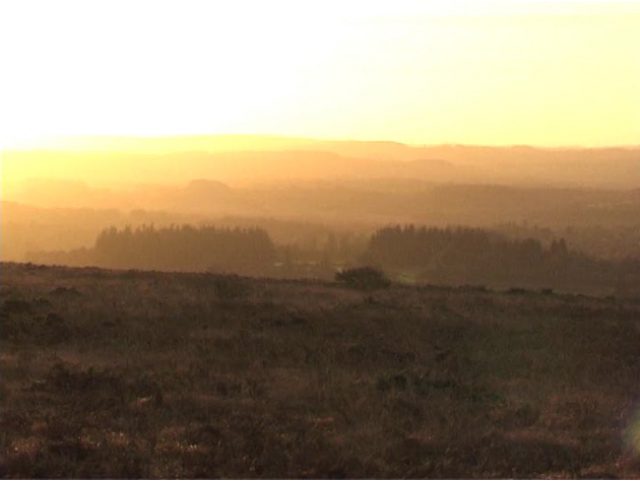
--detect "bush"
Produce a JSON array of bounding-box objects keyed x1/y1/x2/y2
[
  {"x1": 2, "y1": 299, "x2": 32, "y2": 314},
  {"x1": 213, "y1": 275, "x2": 251, "y2": 301},
  {"x1": 507, "y1": 287, "x2": 528, "y2": 295},
  {"x1": 335, "y1": 267, "x2": 391, "y2": 290}
]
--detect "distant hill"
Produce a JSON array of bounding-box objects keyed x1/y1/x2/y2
[
  {"x1": 4, "y1": 179, "x2": 640, "y2": 226},
  {"x1": 3, "y1": 135, "x2": 639, "y2": 188}
]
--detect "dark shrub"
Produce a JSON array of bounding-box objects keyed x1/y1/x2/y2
[
  {"x1": 50, "y1": 286, "x2": 82, "y2": 298},
  {"x1": 507, "y1": 287, "x2": 528, "y2": 295},
  {"x1": 460, "y1": 284, "x2": 487, "y2": 293},
  {"x1": 335, "y1": 267, "x2": 391, "y2": 290},
  {"x1": 213, "y1": 275, "x2": 251, "y2": 300},
  {"x1": 2, "y1": 299, "x2": 32, "y2": 314}
]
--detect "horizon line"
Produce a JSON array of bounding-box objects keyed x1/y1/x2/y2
[{"x1": 2, "y1": 132, "x2": 640, "y2": 151}]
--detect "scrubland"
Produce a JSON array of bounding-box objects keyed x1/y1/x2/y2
[{"x1": 2, "y1": 262, "x2": 640, "y2": 478}]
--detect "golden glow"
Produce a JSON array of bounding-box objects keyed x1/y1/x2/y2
[{"x1": 1, "y1": 0, "x2": 639, "y2": 149}]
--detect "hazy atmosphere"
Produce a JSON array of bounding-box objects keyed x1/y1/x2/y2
[
  {"x1": 1, "y1": 1, "x2": 639, "y2": 479},
  {"x1": 1, "y1": 1, "x2": 639, "y2": 148}
]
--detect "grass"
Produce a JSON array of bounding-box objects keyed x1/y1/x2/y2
[{"x1": 1, "y1": 262, "x2": 640, "y2": 478}]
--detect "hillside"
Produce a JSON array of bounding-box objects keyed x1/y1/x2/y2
[{"x1": 2, "y1": 263, "x2": 640, "y2": 478}]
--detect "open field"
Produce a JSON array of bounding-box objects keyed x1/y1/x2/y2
[{"x1": 2, "y1": 262, "x2": 640, "y2": 478}]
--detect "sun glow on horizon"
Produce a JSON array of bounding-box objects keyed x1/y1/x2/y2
[{"x1": 1, "y1": 0, "x2": 639, "y2": 150}]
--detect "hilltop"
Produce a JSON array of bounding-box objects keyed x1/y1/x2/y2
[{"x1": 2, "y1": 262, "x2": 640, "y2": 478}]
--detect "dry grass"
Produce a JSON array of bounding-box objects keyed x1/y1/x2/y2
[{"x1": 1, "y1": 262, "x2": 640, "y2": 478}]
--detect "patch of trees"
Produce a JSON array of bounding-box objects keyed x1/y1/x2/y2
[
  {"x1": 26, "y1": 222, "x2": 640, "y2": 296},
  {"x1": 93, "y1": 225, "x2": 276, "y2": 274},
  {"x1": 363, "y1": 225, "x2": 640, "y2": 294},
  {"x1": 32, "y1": 225, "x2": 276, "y2": 275},
  {"x1": 496, "y1": 222, "x2": 640, "y2": 261}
]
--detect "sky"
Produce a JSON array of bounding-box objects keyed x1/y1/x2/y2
[{"x1": 0, "y1": 0, "x2": 639, "y2": 148}]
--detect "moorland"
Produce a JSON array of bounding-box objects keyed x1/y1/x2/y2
[{"x1": 2, "y1": 262, "x2": 640, "y2": 478}]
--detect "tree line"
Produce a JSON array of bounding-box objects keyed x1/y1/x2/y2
[
  {"x1": 28, "y1": 223, "x2": 640, "y2": 296},
  {"x1": 362, "y1": 225, "x2": 638, "y2": 293},
  {"x1": 94, "y1": 225, "x2": 276, "y2": 274},
  {"x1": 31, "y1": 225, "x2": 275, "y2": 276}
]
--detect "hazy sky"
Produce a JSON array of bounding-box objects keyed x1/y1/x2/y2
[{"x1": 1, "y1": 0, "x2": 639, "y2": 148}]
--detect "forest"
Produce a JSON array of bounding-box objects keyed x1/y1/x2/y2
[
  {"x1": 364, "y1": 225, "x2": 640, "y2": 294},
  {"x1": 31, "y1": 225, "x2": 276, "y2": 276},
  {"x1": 28, "y1": 223, "x2": 640, "y2": 297}
]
